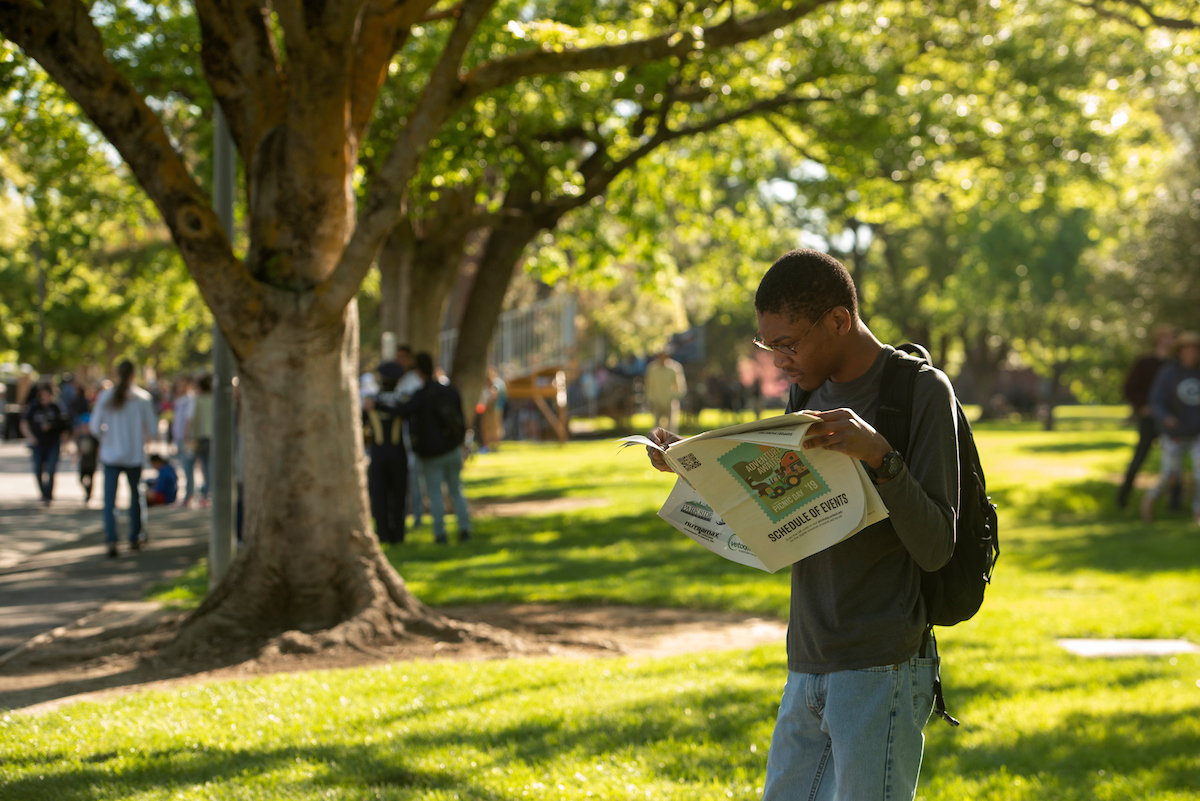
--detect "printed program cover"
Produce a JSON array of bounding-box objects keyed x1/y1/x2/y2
[{"x1": 621, "y1": 413, "x2": 889, "y2": 572}]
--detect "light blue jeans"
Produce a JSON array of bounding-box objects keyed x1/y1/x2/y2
[
  {"x1": 1149, "y1": 435, "x2": 1200, "y2": 515},
  {"x1": 418, "y1": 448, "x2": 471, "y2": 542},
  {"x1": 180, "y1": 448, "x2": 196, "y2": 503},
  {"x1": 763, "y1": 651, "x2": 938, "y2": 801}
]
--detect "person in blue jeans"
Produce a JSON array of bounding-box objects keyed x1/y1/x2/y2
[
  {"x1": 90, "y1": 361, "x2": 158, "y2": 558},
  {"x1": 398, "y1": 353, "x2": 471, "y2": 545},
  {"x1": 648, "y1": 250, "x2": 957, "y2": 799},
  {"x1": 21, "y1": 382, "x2": 70, "y2": 506}
]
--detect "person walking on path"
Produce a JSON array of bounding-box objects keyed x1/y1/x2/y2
[
  {"x1": 398, "y1": 352, "x2": 472, "y2": 545},
  {"x1": 646, "y1": 249, "x2": 957, "y2": 799},
  {"x1": 20, "y1": 382, "x2": 71, "y2": 506},
  {"x1": 172, "y1": 375, "x2": 197, "y2": 506},
  {"x1": 364, "y1": 362, "x2": 410, "y2": 544},
  {"x1": 1118, "y1": 325, "x2": 1180, "y2": 510},
  {"x1": 645, "y1": 351, "x2": 687, "y2": 431},
  {"x1": 75, "y1": 409, "x2": 100, "y2": 506},
  {"x1": 1142, "y1": 331, "x2": 1200, "y2": 524},
  {"x1": 187, "y1": 374, "x2": 214, "y2": 506},
  {"x1": 91, "y1": 360, "x2": 158, "y2": 557}
]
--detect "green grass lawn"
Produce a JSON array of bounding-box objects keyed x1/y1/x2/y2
[{"x1": 5, "y1": 406, "x2": 1200, "y2": 799}]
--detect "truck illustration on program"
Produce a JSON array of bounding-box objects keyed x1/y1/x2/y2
[{"x1": 724, "y1": 444, "x2": 825, "y2": 504}]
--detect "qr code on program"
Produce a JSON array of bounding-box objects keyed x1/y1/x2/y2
[{"x1": 678, "y1": 453, "x2": 701, "y2": 472}]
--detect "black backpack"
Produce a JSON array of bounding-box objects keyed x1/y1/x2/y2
[
  {"x1": 789, "y1": 344, "x2": 1000, "y2": 725},
  {"x1": 413, "y1": 383, "x2": 466, "y2": 458}
]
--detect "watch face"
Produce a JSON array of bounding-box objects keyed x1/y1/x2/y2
[{"x1": 882, "y1": 451, "x2": 903, "y2": 478}]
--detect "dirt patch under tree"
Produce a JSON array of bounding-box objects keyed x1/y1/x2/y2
[{"x1": 0, "y1": 601, "x2": 786, "y2": 715}]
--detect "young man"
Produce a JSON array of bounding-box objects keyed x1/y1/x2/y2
[
  {"x1": 398, "y1": 353, "x2": 472, "y2": 545},
  {"x1": 644, "y1": 351, "x2": 688, "y2": 431},
  {"x1": 1118, "y1": 325, "x2": 1179, "y2": 509},
  {"x1": 648, "y1": 249, "x2": 958, "y2": 799},
  {"x1": 21, "y1": 382, "x2": 70, "y2": 506},
  {"x1": 1142, "y1": 330, "x2": 1200, "y2": 524}
]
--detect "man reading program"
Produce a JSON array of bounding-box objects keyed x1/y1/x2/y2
[{"x1": 647, "y1": 249, "x2": 959, "y2": 800}]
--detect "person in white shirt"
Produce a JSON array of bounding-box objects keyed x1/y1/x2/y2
[
  {"x1": 172, "y1": 375, "x2": 197, "y2": 505},
  {"x1": 90, "y1": 360, "x2": 157, "y2": 558}
]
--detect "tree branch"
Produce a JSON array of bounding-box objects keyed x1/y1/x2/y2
[
  {"x1": 0, "y1": 0, "x2": 269, "y2": 355},
  {"x1": 765, "y1": 114, "x2": 825, "y2": 164},
  {"x1": 422, "y1": 1, "x2": 465, "y2": 22},
  {"x1": 349, "y1": 0, "x2": 440, "y2": 145},
  {"x1": 194, "y1": 0, "x2": 287, "y2": 171},
  {"x1": 555, "y1": 88, "x2": 840, "y2": 217},
  {"x1": 459, "y1": 0, "x2": 832, "y2": 104},
  {"x1": 320, "y1": 0, "x2": 499, "y2": 315},
  {"x1": 1074, "y1": 0, "x2": 1200, "y2": 29}
]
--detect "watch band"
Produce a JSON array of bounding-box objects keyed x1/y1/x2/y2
[{"x1": 869, "y1": 450, "x2": 904, "y2": 482}]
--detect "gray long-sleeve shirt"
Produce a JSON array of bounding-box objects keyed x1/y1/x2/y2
[
  {"x1": 784, "y1": 346, "x2": 958, "y2": 673},
  {"x1": 1149, "y1": 361, "x2": 1200, "y2": 438}
]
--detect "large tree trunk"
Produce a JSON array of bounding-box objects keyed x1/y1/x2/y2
[
  {"x1": 165, "y1": 299, "x2": 447, "y2": 656},
  {"x1": 378, "y1": 222, "x2": 414, "y2": 345},
  {"x1": 451, "y1": 220, "x2": 540, "y2": 423},
  {"x1": 379, "y1": 188, "x2": 478, "y2": 358},
  {"x1": 960, "y1": 329, "x2": 1006, "y2": 420},
  {"x1": 407, "y1": 241, "x2": 464, "y2": 357}
]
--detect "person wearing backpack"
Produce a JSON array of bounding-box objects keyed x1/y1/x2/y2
[
  {"x1": 648, "y1": 249, "x2": 967, "y2": 800},
  {"x1": 364, "y1": 361, "x2": 410, "y2": 544},
  {"x1": 398, "y1": 352, "x2": 472, "y2": 545}
]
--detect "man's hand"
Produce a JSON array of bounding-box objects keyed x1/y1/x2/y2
[
  {"x1": 802, "y1": 408, "x2": 892, "y2": 470},
  {"x1": 647, "y1": 427, "x2": 682, "y2": 473}
]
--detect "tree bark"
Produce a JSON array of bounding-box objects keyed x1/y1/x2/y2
[
  {"x1": 378, "y1": 221, "x2": 414, "y2": 344},
  {"x1": 451, "y1": 183, "x2": 544, "y2": 419},
  {"x1": 960, "y1": 329, "x2": 1005, "y2": 420},
  {"x1": 166, "y1": 299, "x2": 448, "y2": 656}
]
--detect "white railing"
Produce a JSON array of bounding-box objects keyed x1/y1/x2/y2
[{"x1": 438, "y1": 294, "x2": 576, "y2": 380}]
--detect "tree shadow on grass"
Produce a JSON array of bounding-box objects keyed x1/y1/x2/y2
[
  {"x1": 9, "y1": 663, "x2": 1196, "y2": 800},
  {"x1": 3, "y1": 682, "x2": 779, "y2": 800},
  {"x1": 465, "y1": 480, "x2": 600, "y2": 504},
  {"x1": 397, "y1": 509, "x2": 789, "y2": 611},
  {"x1": 1020, "y1": 437, "x2": 1131, "y2": 454},
  {"x1": 1021, "y1": 522, "x2": 1200, "y2": 575},
  {"x1": 0, "y1": 741, "x2": 479, "y2": 801},
  {"x1": 925, "y1": 706, "x2": 1200, "y2": 797},
  {"x1": 985, "y1": 475, "x2": 1200, "y2": 575}
]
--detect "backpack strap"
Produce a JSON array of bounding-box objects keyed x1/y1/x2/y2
[
  {"x1": 786, "y1": 383, "x2": 811, "y2": 414},
  {"x1": 919, "y1": 628, "x2": 961, "y2": 726},
  {"x1": 874, "y1": 349, "x2": 924, "y2": 459}
]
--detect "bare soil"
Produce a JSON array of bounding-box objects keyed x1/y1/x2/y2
[{"x1": 0, "y1": 601, "x2": 786, "y2": 716}]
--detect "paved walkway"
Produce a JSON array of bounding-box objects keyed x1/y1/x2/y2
[{"x1": 0, "y1": 440, "x2": 209, "y2": 655}]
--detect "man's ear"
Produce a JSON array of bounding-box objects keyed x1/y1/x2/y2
[{"x1": 831, "y1": 306, "x2": 854, "y2": 335}]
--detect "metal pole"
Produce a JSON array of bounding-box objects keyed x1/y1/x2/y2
[{"x1": 209, "y1": 103, "x2": 238, "y2": 590}]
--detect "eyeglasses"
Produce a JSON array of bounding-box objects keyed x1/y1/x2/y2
[{"x1": 753, "y1": 308, "x2": 833, "y2": 355}]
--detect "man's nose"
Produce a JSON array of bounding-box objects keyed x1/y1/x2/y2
[{"x1": 772, "y1": 350, "x2": 791, "y2": 370}]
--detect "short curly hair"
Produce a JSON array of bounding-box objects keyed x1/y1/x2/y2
[{"x1": 754, "y1": 249, "x2": 858, "y2": 323}]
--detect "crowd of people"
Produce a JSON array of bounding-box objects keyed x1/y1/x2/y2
[
  {"x1": 7, "y1": 312, "x2": 1196, "y2": 569},
  {"x1": 5, "y1": 363, "x2": 221, "y2": 557}
]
